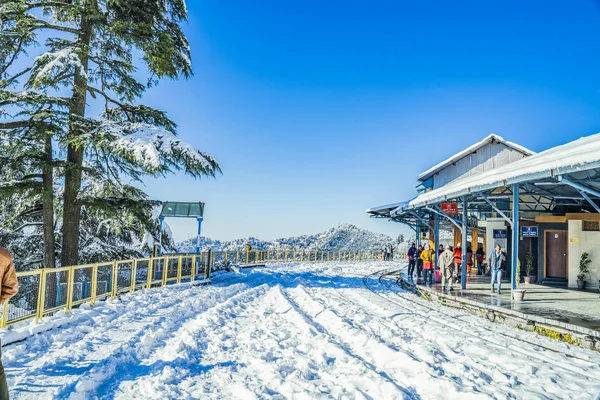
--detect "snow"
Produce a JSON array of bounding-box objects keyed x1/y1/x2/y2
[
  {"x1": 417, "y1": 133, "x2": 535, "y2": 182},
  {"x1": 404, "y1": 132, "x2": 600, "y2": 210},
  {"x1": 88, "y1": 121, "x2": 217, "y2": 174},
  {"x1": 30, "y1": 47, "x2": 87, "y2": 87},
  {"x1": 2, "y1": 261, "x2": 599, "y2": 399}
]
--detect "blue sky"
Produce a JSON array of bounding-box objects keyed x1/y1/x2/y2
[{"x1": 140, "y1": 0, "x2": 600, "y2": 242}]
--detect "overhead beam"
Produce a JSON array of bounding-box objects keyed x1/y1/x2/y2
[
  {"x1": 557, "y1": 176, "x2": 600, "y2": 213},
  {"x1": 425, "y1": 206, "x2": 463, "y2": 231},
  {"x1": 480, "y1": 193, "x2": 513, "y2": 227}
]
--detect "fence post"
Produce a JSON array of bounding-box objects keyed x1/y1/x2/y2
[
  {"x1": 177, "y1": 255, "x2": 183, "y2": 284},
  {"x1": 162, "y1": 257, "x2": 168, "y2": 286},
  {"x1": 35, "y1": 269, "x2": 47, "y2": 323},
  {"x1": 130, "y1": 260, "x2": 137, "y2": 294},
  {"x1": 206, "y1": 249, "x2": 212, "y2": 280},
  {"x1": 110, "y1": 262, "x2": 118, "y2": 299},
  {"x1": 191, "y1": 255, "x2": 196, "y2": 282},
  {"x1": 146, "y1": 258, "x2": 154, "y2": 289},
  {"x1": 91, "y1": 264, "x2": 98, "y2": 304},
  {"x1": 0, "y1": 302, "x2": 8, "y2": 328},
  {"x1": 66, "y1": 266, "x2": 76, "y2": 311}
]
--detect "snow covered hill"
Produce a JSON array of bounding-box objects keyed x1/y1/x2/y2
[{"x1": 177, "y1": 224, "x2": 394, "y2": 253}]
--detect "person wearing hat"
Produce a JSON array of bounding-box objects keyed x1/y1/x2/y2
[
  {"x1": 420, "y1": 243, "x2": 434, "y2": 286},
  {"x1": 407, "y1": 243, "x2": 417, "y2": 278},
  {"x1": 438, "y1": 244, "x2": 455, "y2": 290}
]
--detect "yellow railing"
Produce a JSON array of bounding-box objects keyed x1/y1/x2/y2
[{"x1": 2, "y1": 249, "x2": 380, "y2": 328}]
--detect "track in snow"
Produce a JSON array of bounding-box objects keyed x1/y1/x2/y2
[{"x1": 2, "y1": 261, "x2": 600, "y2": 399}]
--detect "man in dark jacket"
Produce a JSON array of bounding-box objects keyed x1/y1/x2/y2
[
  {"x1": 0, "y1": 248, "x2": 18, "y2": 400},
  {"x1": 407, "y1": 243, "x2": 417, "y2": 278},
  {"x1": 488, "y1": 244, "x2": 506, "y2": 294}
]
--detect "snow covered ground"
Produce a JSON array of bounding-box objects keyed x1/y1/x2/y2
[{"x1": 2, "y1": 261, "x2": 600, "y2": 399}]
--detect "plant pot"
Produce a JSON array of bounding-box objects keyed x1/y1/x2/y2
[
  {"x1": 512, "y1": 289, "x2": 526, "y2": 301},
  {"x1": 524, "y1": 275, "x2": 537, "y2": 284},
  {"x1": 577, "y1": 280, "x2": 587, "y2": 290}
]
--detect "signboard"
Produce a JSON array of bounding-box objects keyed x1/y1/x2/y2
[
  {"x1": 160, "y1": 202, "x2": 205, "y2": 218},
  {"x1": 493, "y1": 229, "x2": 508, "y2": 239},
  {"x1": 521, "y1": 226, "x2": 538, "y2": 238},
  {"x1": 441, "y1": 202, "x2": 458, "y2": 215}
]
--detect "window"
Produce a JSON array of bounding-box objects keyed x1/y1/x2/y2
[{"x1": 582, "y1": 221, "x2": 600, "y2": 232}]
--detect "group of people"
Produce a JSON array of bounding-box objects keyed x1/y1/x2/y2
[
  {"x1": 406, "y1": 242, "x2": 507, "y2": 293},
  {"x1": 381, "y1": 243, "x2": 395, "y2": 261}
]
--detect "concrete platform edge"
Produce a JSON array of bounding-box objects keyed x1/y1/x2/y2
[{"x1": 403, "y1": 279, "x2": 600, "y2": 351}]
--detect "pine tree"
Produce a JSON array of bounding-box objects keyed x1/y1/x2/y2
[{"x1": 1, "y1": 0, "x2": 220, "y2": 267}]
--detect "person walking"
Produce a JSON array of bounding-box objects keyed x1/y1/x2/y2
[
  {"x1": 407, "y1": 243, "x2": 417, "y2": 278},
  {"x1": 388, "y1": 243, "x2": 394, "y2": 261},
  {"x1": 420, "y1": 244, "x2": 434, "y2": 286},
  {"x1": 488, "y1": 244, "x2": 506, "y2": 294},
  {"x1": 453, "y1": 243, "x2": 463, "y2": 280},
  {"x1": 476, "y1": 246, "x2": 485, "y2": 275},
  {"x1": 381, "y1": 244, "x2": 388, "y2": 261},
  {"x1": 466, "y1": 247, "x2": 473, "y2": 276},
  {"x1": 415, "y1": 244, "x2": 424, "y2": 279},
  {"x1": 438, "y1": 244, "x2": 455, "y2": 290},
  {"x1": 0, "y1": 248, "x2": 18, "y2": 400}
]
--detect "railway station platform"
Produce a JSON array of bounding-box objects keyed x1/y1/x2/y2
[{"x1": 399, "y1": 274, "x2": 600, "y2": 349}]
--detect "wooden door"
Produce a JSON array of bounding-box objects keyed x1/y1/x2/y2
[{"x1": 545, "y1": 231, "x2": 567, "y2": 278}]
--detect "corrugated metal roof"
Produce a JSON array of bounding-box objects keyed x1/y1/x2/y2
[{"x1": 417, "y1": 133, "x2": 535, "y2": 182}]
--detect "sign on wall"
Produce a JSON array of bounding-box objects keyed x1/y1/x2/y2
[
  {"x1": 493, "y1": 229, "x2": 508, "y2": 239},
  {"x1": 521, "y1": 226, "x2": 538, "y2": 238},
  {"x1": 441, "y1": 202, "x2": 458, "y2": 215}
]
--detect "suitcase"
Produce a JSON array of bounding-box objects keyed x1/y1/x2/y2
[{"x1": 434, "y1": 269, "x2": 442, "y2": 284}]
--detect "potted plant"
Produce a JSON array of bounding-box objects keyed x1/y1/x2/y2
[
  {"x1": 577, "y1": 252, "x2": 591, "y2": 290},
  {"x1": 524, "y1": 251, "x2": 536, "y2": 284},
  {"x1": 512, "y1": 259, "x2": 526, "y2": 301}
]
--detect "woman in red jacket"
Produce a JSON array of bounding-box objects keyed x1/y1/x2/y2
[{"x1": 453, "y1": 243, "x2": 462, "y2": 280}]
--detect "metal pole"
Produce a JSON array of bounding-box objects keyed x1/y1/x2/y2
[
  {"x1": 158, "y1": 216, "x2": 165, "y2": 256},
  {"x1": 461, "y1": 197, "x2": 468, "y2": 289},
  {"x1": 196, "y1": 217, "x2": 203, "y2": 254},
  {"x1": 434, "y1": 213, "x2": 440, "y2": 271},
  {"x1": 512, "y1": 184, "x2": 520, "y2": 291},
  {"x1": 416, "y1": 224, "x2": 421, "y2": 247}
]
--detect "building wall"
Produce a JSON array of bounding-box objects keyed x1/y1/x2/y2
[
  {"x1": 432, "y1": 143, "x2": 528, "y2": 189},
  {"x1": 567, "y1": 220, "x2": 600, "y2": 289},
  {"x1": 485, "y1": 219, "x2": 508, "y2": 263},
  {"x1": 537, "y1": 222, "x2": 568, "y2": 279}
]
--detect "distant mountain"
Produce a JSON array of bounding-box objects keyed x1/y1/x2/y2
[{"x1": 177, "y1": 224, "x2": 394, "y2": 253}]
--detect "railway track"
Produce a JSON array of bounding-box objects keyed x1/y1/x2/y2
[{"x1": 362, "y1": 268, "x2": 600, "y2": 381}]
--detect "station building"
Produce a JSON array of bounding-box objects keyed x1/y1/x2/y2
[{"x1": 367, "y1": 133, "x2": 600, "y2": 292}]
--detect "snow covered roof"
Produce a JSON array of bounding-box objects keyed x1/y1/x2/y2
[
  {"x1": 417, "y1": 134, "x2": 534, "y2": 182},
  {"x1": 406, "y1": 132, "x2": 600, "y2": 209},
  {"x1": 365, "y1": 199, "x2": 414, "y2": 215}
]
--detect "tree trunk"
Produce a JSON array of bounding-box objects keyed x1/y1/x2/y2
[
  {"x1": 60, "y1": 1, "x2": 94, "y2": 268},
  {"x1": 42, "y1": 134, "x2": 56, "y2": 269}
]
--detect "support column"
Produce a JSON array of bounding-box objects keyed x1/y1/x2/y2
[
  {"x1": 196, "y1": 217, "x2": 203, "y2": 254},
  {"x1": 511, "y1": 185, "x2": 520, "y2": 291},
  {"x1": 158, "y1": 216, "x2": 165, "y2": 256},
  {"x1": 434, "y1": 213, "x2": 440, "y2": 270},
  {"x1": 416, "y1": 224, "x2": 421, "y2": 246},
  {"x1": 461, "y1": 197, "x2": 468, "y2": 289}
]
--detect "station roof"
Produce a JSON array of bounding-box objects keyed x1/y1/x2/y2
[
  {"x1": 417, "y1": 133, "x2": 534, "y2": 182},
  {"x1": 367, "y1": 132, "x2": 600, "y2": 221},
  {"x1": 407, "y1": 132, "x2": 600, "y2": 210}
]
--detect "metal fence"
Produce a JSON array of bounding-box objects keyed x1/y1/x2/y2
[{"x1": 2, "y1": 249, "x2": 379, "y2": 328}]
